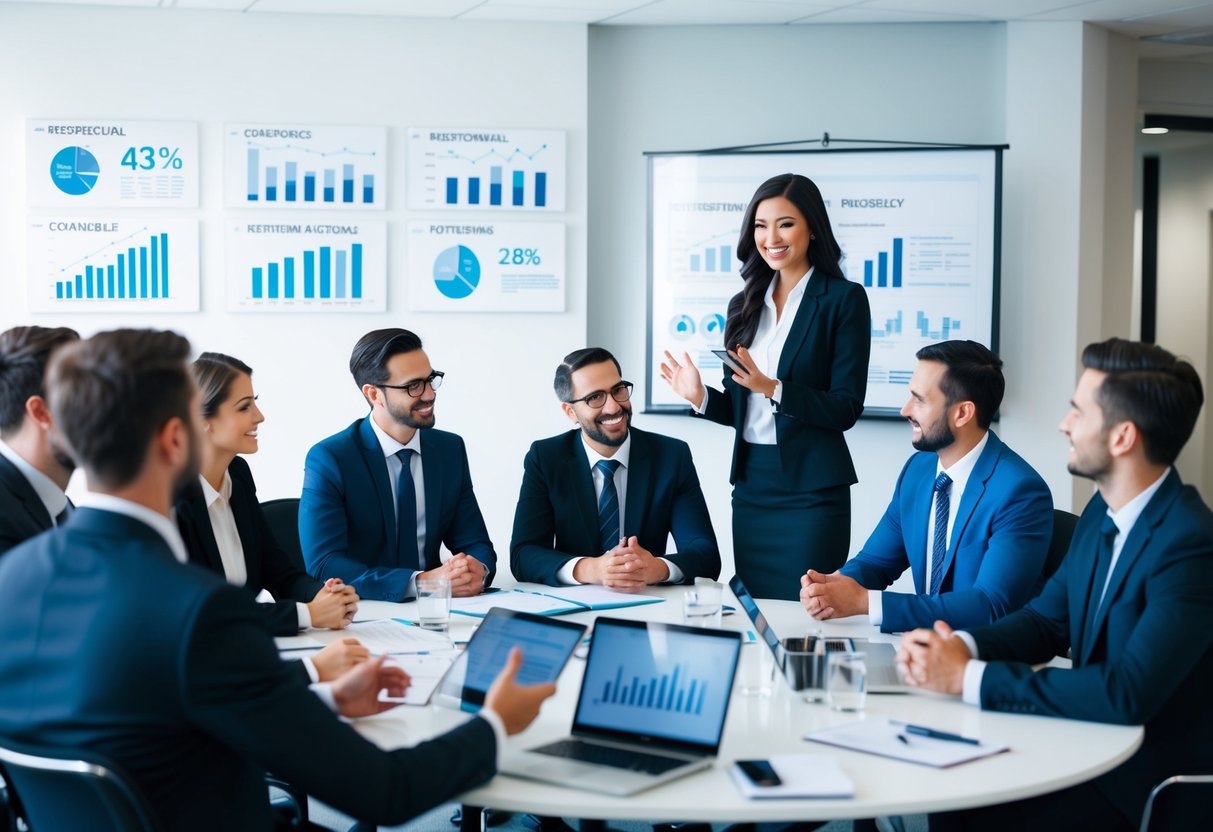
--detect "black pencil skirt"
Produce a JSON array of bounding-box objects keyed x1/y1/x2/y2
[{"x1": 731, "y1": 443, "x2": 851, "y2": 601}]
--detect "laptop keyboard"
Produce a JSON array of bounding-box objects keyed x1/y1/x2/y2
[{"x1": 533, "y1": 739, "x2": 689, "y2": 775}]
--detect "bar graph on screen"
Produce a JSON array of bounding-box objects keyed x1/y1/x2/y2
[
  {"x1": 408, "y1": 127, "x2": 566, "y2": 211},
  {"x1": 225, "y1": 124, "x2": 387, "y2": 210},
  {"x1": 26, "y1": 217, "x2": 200, "y2": 313},
  {"x1": 594, "y1": 663, "x2": 708, "y2": 716},
  {"x1": 225, "y1": 220, "x2": 386, "y2": 312}
]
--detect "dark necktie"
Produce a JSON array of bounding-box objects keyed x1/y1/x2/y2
[
  {"x1": 928, "y1": 472, "x2": 952, "y2": 595},
  {"x1": 54, "y1": 498, "x2": 73, "y2": 527},
  {"x1": 395, "y1": 448, "x2": 420, "y2": 570},
  {"x1": 596, "y1": 459, "x2": 622, "y2": 554},
  {"x1": 1085, "y1": 515, "x2": 1120, "y2": 636}
]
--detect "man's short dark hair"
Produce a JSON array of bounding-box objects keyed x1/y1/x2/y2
[
  {"x1": 46, "y1": 329, "x2": 193, "y2": 490},
  {"x1": 349, "y1": 328, "x2": 424, "y2": 390},
  {"x1": 0, "y1": 326, "x2": 80, "y2": 437},
  {"x1": 553, "y1": 348, "x2": 622, "y2": 402},
  {"x1": 1081, "y1": 338, "x2": 1204, "y2": 466},
  {"x1": 915, "y1": 340, "x2": 1005, "y2": 430}
]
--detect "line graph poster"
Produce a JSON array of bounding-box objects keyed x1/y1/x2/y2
[
  {"x1": 407, "y1": 127, "x2": 566, "y2": 211},
  {"x1": 26, "y1": 216, "x2": 200, "y2": 313},
  {"x1": 26, "y1": 119, "x2": 198, "y2": 208},
  {"x1": 647, "y1": 149, "x2": 1000, "y2": 414},
  {"x1": 224, "y1": 124, "x2": 387, "y2": 210}
]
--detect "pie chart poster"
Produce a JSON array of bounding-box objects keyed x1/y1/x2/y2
[
  {"x1": 407, "y1": 221, "x2": 565, "y2": 312},
  {"x1": 26, "y1": 119, "x2": 199, "y2": 208}
]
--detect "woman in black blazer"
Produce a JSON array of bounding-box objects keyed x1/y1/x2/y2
[
  {"x1": 662, "y1": 173, "x2": 871, "y2": 600},
  {"x1": 176, "y1": 352, "x2": 361, "y2": 637}
]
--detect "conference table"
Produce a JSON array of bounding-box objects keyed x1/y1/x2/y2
[{"x1": 296, "y1": 582, "x2": 1142, "y2": 824}]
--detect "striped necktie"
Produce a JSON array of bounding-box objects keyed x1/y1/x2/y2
[
  {"x1": 596, "y1": 459, "x2": 622, "y2": 554},
  {"x1": 928, "y1": 472, "x2": 952, "y2": 595}
]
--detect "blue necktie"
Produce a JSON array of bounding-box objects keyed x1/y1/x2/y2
[
  {"x1": 596, "y1": 459, "x2": 622, "y2": 554},
  {"x1": 928, "y1": 472, "x2": 952, "y2": 595},
  {"x1": 1086, "y1": 515, "x2": 1120, "y2": 634},
  {"x1": 395, "y1": 448, "x2": 420, "y2": 570}
]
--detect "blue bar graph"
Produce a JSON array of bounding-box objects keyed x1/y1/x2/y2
[
  {"x1": 304, "y1": 173, "x2": 316, "y2": 202},
  {"x1": 490, "y1": 166, "x2": 503, "y2": 205},
  {"x1": 512, "y1": 170, "x2": 524, "y2": 206},
  {"x1": 871, "y1": 311, "x2": 904, "y2": 337},
  {"x1": 342, "y1": 164, "x2": 354, "y2": 203},
  {"x1": 878, "y1": 252, "x2": 888, "y2": 288},
  {"x1": 446, "y1": 177, "x2": 458, "y2": 204},
  {"x1": 535, "y1": 172, "x2": 547, "y2": 207},
  {"x1": 362, "y1": 174, "x2": 374, "y2": 204},
  {"x1": 245, "y1": 153, "x2": 376, "y2": 205},
  {"x1": 862, "y1": 237, "x2": 905, "y2": 288},
  {"x1": 468, "y1": 177, "x2": 480, "y2": 205},
  {"x1": 247, "y1": 242, "x2": 364, "y2": 302},
  {"x1": 688, "y1": 244, "x2": 732, "y2": 273},
  {"x1": 247, "y1": 148, "x2": 259, "y2": 201},
  {"x1": 285, "y1": 162, "x2": 298, "y2": 201},
  {"x1": 892, "y1": 238, "x2": 903, "y2": 288},
  {"x1": 43, "y1": 224, "x2": 179, "y2": 305},
  {"x1": 323, "y1": 170, "x2": 335, "y2": 202},
  {"x1": 597, "y1": 664, "x2": 706, "y2": 715},
  {"x1": 265, "y1": 167, "x2": 278, "y2": 202},
  {"x1": 916, "y1": 311, "x2": 961, "y2": 340}
]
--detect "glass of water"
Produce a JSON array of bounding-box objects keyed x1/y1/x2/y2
[
  {"x1": 682, "y1": 580, "x2": 723, "y2": 628},
  {"x1": 827, "y1": 651, "x2": 866, "y2": 712},
  {"x1": 416, "y1": 577, "x2": 452, "y2": 633}
]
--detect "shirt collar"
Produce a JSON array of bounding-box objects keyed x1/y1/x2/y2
[
  {"x1": 368, "y1": 413, "x2": 422, "y2": 459},
  {"x1": 762, "y1": 266, "x2": 814, "y2": 308},
  {"x1": 74, "y1": 492, "x2": 190, "y2": 565},
  {"x1": 0, "y1": 437, "x2": 69, "y2": 519},
  {"x1": 1106, "y1": 469, "x2": 1170, "y2": 537},
  {"x1": 936, "y1": 431, "x2": 989, "y2": 494},
  {"x1": 581, "y1": 431, "x2": 631, "y2": 471},
  {"x1": 199, "y1": 471, "x2": 231, "y2": 509}
]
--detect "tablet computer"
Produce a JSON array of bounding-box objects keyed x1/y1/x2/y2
[{"x1": 433, "y1": 607, "x2": 587, "y2": 712}]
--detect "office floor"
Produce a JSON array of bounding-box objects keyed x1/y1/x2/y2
[{"x1": 308, "y1": 799, "x2": 929, "y2": 832}]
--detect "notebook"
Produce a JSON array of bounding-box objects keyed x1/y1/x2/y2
[
  {"x1": 500, "y1": 617, "x2": 742, "y2": 796},
  {"x1": 728, "y1": 575, "x2": 908, "y2": 694}
]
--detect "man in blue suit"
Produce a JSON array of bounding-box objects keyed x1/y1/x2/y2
[
  {"x1": 0, "y1": 329, "x2": 555, "y2": 832},
  {"x1": 511, "y1": 348, "x2": 720, "y2": 588},
  {"x1": 801, "y1": 340, "x2": 1052, "y2": 633},
  {"x1": 900, "y1": 338, "x2": 1213, "y2": 832},
  {"x1": 301, "y1": 328, "x2": 496, "y2": 602}
]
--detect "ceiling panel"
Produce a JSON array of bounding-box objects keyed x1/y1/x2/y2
[
  {"x1": 459, "y1": 4, "x2": 627, "y2": 22},
  {"x1": 248, "y1": 0, "x2": 484, "y2": 17},
  {"x1": 791, "y1": 5, "x2": 984, "y2": 23},
  {"x1": 605, "y1": 0, "x2": 846, "y2": 26},
  {"x1": 854, "y1": 0, "x2": 1079, "y2": 19}
]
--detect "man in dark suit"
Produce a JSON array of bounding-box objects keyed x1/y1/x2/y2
[
  {"x1": 301, "y1": 328, "x2": 496, "y2": 602},
  {"x1": 801, "y1": 341, "x2": 1053, "y2": 633},
  {"x1": 0, "y1": 328, "x2": 555, "y2": 832},
  {"x1": 899, "y1": 338, "x2": 1213, "y2": 832},
  {"x1": 511, "y1": 348, "x2": 720, "y2": 588},
  {"x1": 0, "y1": 325, "x2": 79, "y2": 557}
]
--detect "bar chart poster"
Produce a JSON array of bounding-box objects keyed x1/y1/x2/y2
[
  {"x1": 225, "y1": 220, "x2": 387, "y2": 312},
  {"x1": 407, "y1": 221, "x2": 565, "y2": 312},
  {"x1": 26, "y1": 120, "x2": 199, "y2": 208},
  {"x1": 26, "y1": 217, "x2": 200, "y2": 313},
  {"x1": 647, "y1": 149, "x2": 999, "y2": 414},
  {"x1": 407, "y1": 128, "x2": 566, "y2": 211},
  {"x1": 224, "y1": 124, "x2": 387, "y2": 210}
]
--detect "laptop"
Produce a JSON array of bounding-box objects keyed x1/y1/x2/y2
[
  {"x1": 728, "y1": 575, "x2": 908, "y2": 694},
  {"x1": 501, "y1": 617, "x2": 742, "y2": 796},
  {"x1": 432, "y1": 608, "x2": 587, "y2": 712}
]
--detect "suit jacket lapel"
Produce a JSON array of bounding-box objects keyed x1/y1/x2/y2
[
  {"x1": 178, "y1": 481, "x2": 224, "y2": 574},
  {"x1": 938, "y1": 434, "x2": 1003, "y2": 586},
  {"x1": 0, "y1": 454, "x2": 54, "y2": 531},
  {"x1": 357, "y1": 416, "x2": 397, "y2": 551},
  {"x1": 565, "y1": 434, "x2": 600, "y2": 554},
  {"x1": 623, "y1": 430, "x2": 651, "y2": 540},
  {"x1": 776, "y1": 270, "x2": 827, "y2": 381},
  {"x1": 907, "y1": 461, "x2": 935, "y2": 594},
  {"x1": 227, "y1": 478, "x2": 258, "y2": 582},
  {"x1": 419, "y1": 430, "x2": 441, "y2": 568}
]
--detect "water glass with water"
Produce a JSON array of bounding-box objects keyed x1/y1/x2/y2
[
  {"x1": 827, "y1": 651, "x2": 866, "y2": 712},
  {"x1": 682, "y1": 580, "x2": 723, "y2": 628},
  {"x1": 416, "y1": 577, "x2": 452, "y2": 633}
]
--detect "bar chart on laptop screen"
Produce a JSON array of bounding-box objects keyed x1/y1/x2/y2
[
  {"x1": 225, "y1": 220, "x2": 387, "y2": 312},
  {"x1": 407, "y1": 127, "x2": 566, "y2": 211},
  {"x1": 224, "y1": 124, "x2": 387, "y2": 210},
  {"x1": 26, "y1": 217, "x2": 200, "y2": 313}
]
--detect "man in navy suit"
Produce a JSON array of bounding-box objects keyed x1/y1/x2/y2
[
  {"x1": 511, "y1": 348, "x2": 720, "y2": 588},
  {"x1": 900, "y1": 338, "x2": 1213, "y2": 832},
  {"x1": 301, "y1": 328, "x2": 496, "y2": 602},
  {"x1": 801, "y1": 340, "x2": 1052, "y2": 633},
  {"x1": 0, "y1": 325, "x2": 79, "y2": 557},
  {"x1": 0, "y1": 328, "x2": 555, "y2": 832}
]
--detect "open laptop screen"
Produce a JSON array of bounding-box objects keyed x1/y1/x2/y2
[
  {"x1": 728, "y1": 575, "x2": 783, "y2": 665},
  {"x1": 572, "y1": 618, "x2": 741, "y2": 755}
]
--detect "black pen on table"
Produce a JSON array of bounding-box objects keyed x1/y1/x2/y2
[{"x1": 891, "y1": 720, "x2": 981, "y2": 745}]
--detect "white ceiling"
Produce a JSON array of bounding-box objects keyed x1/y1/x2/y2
[{"x1": 4, "y1": 0, "x2": 1213, "y2": 62}]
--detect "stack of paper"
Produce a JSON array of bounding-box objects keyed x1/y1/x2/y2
[{"x1": 805, "y1": 719, "x2": 1009, "y2": 768}]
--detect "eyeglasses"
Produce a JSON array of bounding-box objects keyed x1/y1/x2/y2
[
  {"x1": 378, "y1": 371, "x2": 444, "y2": 398},
  {"x1": 566, "y1": 381, "x2": 633, "y2": 409}
]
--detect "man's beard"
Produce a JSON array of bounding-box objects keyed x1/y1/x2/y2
[
  {"x1": 911, "y1": 417, "x2": 955, "y2": 454},
  {"x1": 581, "y1": 407, "x2": 631, "y2": 447},
  {"x1": 386, "y1": 397, "x2": 436, "y2": 430}
]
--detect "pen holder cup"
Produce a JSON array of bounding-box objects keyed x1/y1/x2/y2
[{"x1": 781, "y1": 637, "x2": 829, "y2": 701}]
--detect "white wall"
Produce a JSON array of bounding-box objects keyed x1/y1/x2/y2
[{"x1": 0, "y1": 4, "x2": 589, "y2": 578}]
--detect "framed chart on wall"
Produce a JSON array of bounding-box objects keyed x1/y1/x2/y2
[{"x1": 645, "y1": 147, "x2": 1003, "y2": 416}]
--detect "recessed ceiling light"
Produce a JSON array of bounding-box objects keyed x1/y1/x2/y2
[{"x1": 1141, "y1": 127, "x2": 1170, "y2": 135}]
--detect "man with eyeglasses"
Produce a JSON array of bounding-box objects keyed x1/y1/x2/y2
[
  {"x1": 510, "y1": 347, "x2": 720, "y2": 589},
  {"x1": 300, "y1": 328, "x2": 496, "y2": 602}
]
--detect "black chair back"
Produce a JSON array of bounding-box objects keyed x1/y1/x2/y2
[
  {"x1": 0, "y1": 738, "x2": 160, "y2": 832},
  {"x1": 1041, "y1": 509, "x2": 1080, "y2": 582},
  {"x1": 261, "y1": 497, "x2": 305, "y2": 572}
]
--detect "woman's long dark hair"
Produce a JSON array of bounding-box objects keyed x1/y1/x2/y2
[
  {"x1": 192, "y1": 352, "x2": 253, "y2": 419},
  {"x1": 723, "y1": 173, "x2": 845, "y2": 350}
]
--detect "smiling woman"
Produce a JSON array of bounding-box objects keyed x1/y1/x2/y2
[{"x1": 661, "y1": 174, "x2": 872, "y2": 600}]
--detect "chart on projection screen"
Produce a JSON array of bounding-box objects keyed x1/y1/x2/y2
[{"x1": 647, "y1": 148, "x2": 1000, "y2": 415}]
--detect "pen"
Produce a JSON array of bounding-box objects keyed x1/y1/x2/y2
[{"x1": 893, "y1": 721, "x2": 981, "y2": 745}]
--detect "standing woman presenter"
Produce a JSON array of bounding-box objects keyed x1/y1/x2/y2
[{"x1": 662, "y1": 173, "x2": 871, "y2": 600}]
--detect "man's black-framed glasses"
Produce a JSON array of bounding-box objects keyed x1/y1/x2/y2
[
  {"x1": 566, "y1": 381, "x2": 633, "y2": 409},
  {"x1": 378, "y1": 371, "x2": 444, "y2": 398}
]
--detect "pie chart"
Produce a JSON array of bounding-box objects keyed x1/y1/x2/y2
[
  {"x1": 50, "y1": 146, "x2": 100, "y2": 196},
  {"x1": 433, "y1": 245, "x2": 481, "y2": 299}
]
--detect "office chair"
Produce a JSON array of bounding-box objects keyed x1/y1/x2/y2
[
  {"x1": 0, "y1": 737, "x2": 161, "y2": 832},
  {"x1": 1139, "y1": 774, "x2": 1213, "y2": 831},
  {"x1": 1041, "y1": 509, "x2": 1080, "y2": 582},
  {"x1": 262, "y1": 496, "x2": 306, "y2": 571}
]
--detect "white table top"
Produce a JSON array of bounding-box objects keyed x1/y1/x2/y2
[{"x1": 301, "y1": 583, "x2": 1142, "y2": 822}]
